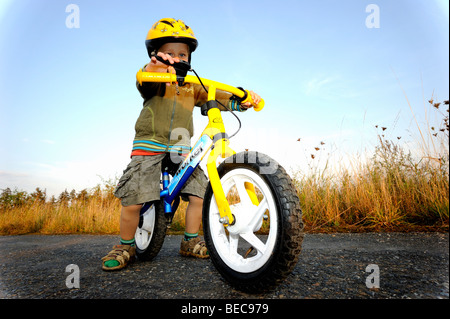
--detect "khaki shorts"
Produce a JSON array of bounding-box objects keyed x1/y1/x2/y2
[{"x1": 114, "y1": 154, "x2": 208, "y2": 207}]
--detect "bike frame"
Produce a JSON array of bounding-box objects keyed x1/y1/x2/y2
[{"x1": 136, "y1": 70, "x2": 264, "y2": 226}]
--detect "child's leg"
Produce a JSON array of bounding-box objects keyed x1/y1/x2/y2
[
  {"x1": 177, "y1": 165, "x2": 209, "y2": 257},
  {"x1": 120, "y1": 204, "x2": 142, "y2": 241},
  {"x1": 180, "y1": 196, "x2": 209, "y2": 258},
  {"x1": 102, "y1": 204, "x2": 142, "y2": 271},
  {"x1": 184, "y1": 195, "x2": 203, "y2": 235}
]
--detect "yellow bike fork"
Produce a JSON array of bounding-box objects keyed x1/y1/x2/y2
[
  {"x1": 201, "y1": 85, "x2": 235, "y2": 225},
  {"x1": 202, "y1": 85, "x2": 260, "y2": 226}
]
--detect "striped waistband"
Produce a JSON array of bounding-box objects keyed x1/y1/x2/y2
[{"x1": 132, "y1": 139, "x2": 191, "y2": 154}]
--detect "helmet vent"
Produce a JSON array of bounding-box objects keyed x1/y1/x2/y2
[{"x1": 160, "y1": 20, "x2": 174, "y2": 28}]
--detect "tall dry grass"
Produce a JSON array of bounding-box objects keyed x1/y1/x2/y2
[
  {"x1": 295, "y1": 141, "x2": 449, "y2": 231},
  {"x1": 1, "y1": 99, "x2": 448, "y2": 235},
  {"x1": 0, "y1": 183, "x2": 122, "y2": 235},
  {"x1": 295, "y1": 97, "x2": 449, "y2": 232}
]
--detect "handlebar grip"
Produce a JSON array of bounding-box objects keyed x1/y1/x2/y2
[
  {"x1": 253, "y1": 99, "x2": 265, "y2": 112},
  {"x1": 136, "y1": 69, "x2": 176, "y2": 85},
  {"x1": 242, "y1": 90, "x2": 265, "y2": 112}
]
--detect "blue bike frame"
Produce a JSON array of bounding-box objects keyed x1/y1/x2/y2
[{"x1": 142, "y1": 134, "x2": 213, "y2": 215}]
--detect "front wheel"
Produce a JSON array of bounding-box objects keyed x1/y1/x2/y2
[{"x1": 202, "y1": 151, "x2": 304, "y2": 292}]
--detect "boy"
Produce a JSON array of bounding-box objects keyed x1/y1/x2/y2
[{"x1": 102, "y1": 18, "x2": 261, "y2": 271}]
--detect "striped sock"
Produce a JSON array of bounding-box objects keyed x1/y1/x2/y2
[
  {"x1": 184, "y1": 232, "x2": 198, "y2": 241},
  {"x1": 120, "y1": 238, "x2": 136, "y2": 247}
]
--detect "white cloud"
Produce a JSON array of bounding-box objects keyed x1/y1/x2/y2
[
  {"x1": 40, "y1": 139, "x2": 55, "y2": 145},
  {"x1": 303, "y1": 75, "x2": 361, "y2": 100},
  {"x1": 305, "y1": 77, "x2": 336, "y2": 95}
]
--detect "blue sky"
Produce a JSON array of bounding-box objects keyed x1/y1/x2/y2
[{"x1": 0, "y1": 0, "x2": 449, "y2": 196}]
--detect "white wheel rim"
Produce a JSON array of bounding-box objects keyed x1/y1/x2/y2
[
  {"x1": 135, "y1": 204, "x2": 155, "y2": 250},
  {"x1": 208, "y1": 168, "x2": 278, "y2": 273}
]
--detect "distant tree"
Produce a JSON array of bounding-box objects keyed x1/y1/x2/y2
[{"x1": 30, "y1": 187, "x2": 47, "y2": 204}]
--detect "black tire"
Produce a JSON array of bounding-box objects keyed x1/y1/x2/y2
[
  {"x1": 203, "y1": 151, "x2": 304, "y2": 293},
  {"x1": 135, "y1": 200, "x2": 167, "y2": 261}
]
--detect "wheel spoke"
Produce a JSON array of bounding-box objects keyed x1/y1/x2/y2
[
  {"x1": 240, "y1": 232, "x2": 266, "y2": 254},
  {"x1": 233, "y1": 176, "x2": 253, "y2": 207},
  {"x1": 228, "y1": 233, "x2": 240, "y2": 259},
  {"x1": 247, "y1": 197, "x2": 268, "y2": 231}
]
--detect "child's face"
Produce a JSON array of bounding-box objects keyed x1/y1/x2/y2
[{"x1": 158, "y1": 42, "x2": 190, "y2": 62}]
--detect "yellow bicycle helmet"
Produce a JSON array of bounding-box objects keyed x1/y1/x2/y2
[{"x1": 145, "y1": 18, "x2": 198, "y2": 58}]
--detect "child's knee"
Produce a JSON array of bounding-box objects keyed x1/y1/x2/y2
[
  {"x1": 121, "y1": 204, "x2": 142, "y2": 216},
  {"x1": 188, "y1": 195, "x2": 203, "y2": 207}
]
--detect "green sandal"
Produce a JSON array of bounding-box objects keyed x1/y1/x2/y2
[{"x1": 101, "y1": 244, "x2": 136, "y2": 271}]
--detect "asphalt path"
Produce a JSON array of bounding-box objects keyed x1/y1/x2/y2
[{"x1": 0, "y1": 233, "x2": 448, "y2": 302}]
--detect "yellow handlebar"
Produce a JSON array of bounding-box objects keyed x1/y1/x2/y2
[{"x1": 136, "y1": 69, "x2": 265, "y2": 111}]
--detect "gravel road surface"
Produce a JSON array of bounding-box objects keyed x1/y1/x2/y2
[{"x1": 0, "y1": 233, "x2": 448, "y2": 300}]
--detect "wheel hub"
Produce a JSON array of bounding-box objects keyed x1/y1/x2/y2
[{"x1": 226, "y1": 203, "x2": 250, "y2": 235}]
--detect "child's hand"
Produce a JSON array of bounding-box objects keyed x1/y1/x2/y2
[
  {"x1": 242, "y1": 91, "x2": 262, "y2": 108},
  {"x1": 146, "y1": 52, "x2": 179, "y2": 86}
]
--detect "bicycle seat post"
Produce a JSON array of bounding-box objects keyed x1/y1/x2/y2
[{"x1": 162, "y1": 169, "x2": 172, "y2": 213}]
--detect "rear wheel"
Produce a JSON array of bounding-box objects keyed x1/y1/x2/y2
[
  {"x1": 203, "y1": 151, "x2": 304, "y2": 292},
  {"x1": 135, "y1": 201, "x2": 167, "y2": 261}
]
